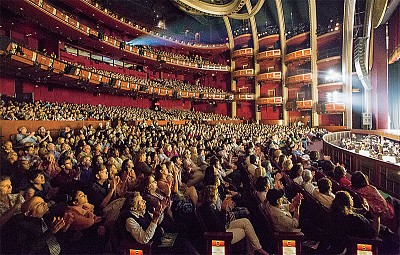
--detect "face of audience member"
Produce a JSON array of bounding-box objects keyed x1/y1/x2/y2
[
  {"x1": 96, "y1": 168, "x2": 108, "y2": 181},
  {"x1": 24, "y1": 197, "x2": 49, "y2": 218},
  {"x1": 0, "y1": 178, "x2": 12, "y2": 196},
  {"x1": 20, "y1": 160, "x2": 31, "y2": 171},
  {"x1": 73, "y1": 191, "x2": 88, "y2": 206},
  {"x1": 31, "y1": 173, "x2": 45, "y2": 185},
  {"x1": 132, "y1": 194, "x2": 146, "y2": 214},
  {"x1": 82, "y1": 157, "x2": 92, "y2": 167},
  {"x1": 3, "y1": 141, "x2": 12, "y2": 151}
]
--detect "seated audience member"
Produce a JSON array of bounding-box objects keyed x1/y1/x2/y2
[
  {"x1": 51, "y1": 158, "x2": 80, "y2": 195},
  {"x1": 312, "y1": 178, "x2": 335, "y2": 209},
  {"x1": 301, "y1": 169, "x2": 316, "y2": 194},
  {"x1": 351, "y1": 171, "x2": 397, "y2": 232},
  {"x1": 39, "y1": 153, "x2": 61, "y2": 179},
  {"x1": 8, "y1": 196, "x2": 73, "y2": 254},
  {"x1": 254, "y1": 176, "x2": 271, "y2": 203},
  {"x1": 198, "y1": 185, "x2": 269, "y2": 255},
  {"x1": 77, "y1": 156, "x2": 94, "y2": 189},
  {"x1": 135, "y1": 152, "x2": 153, "y2": 177},
  {"x1": 290, "y1": 163, "x2": 304, "y2": 185},
  {"x1": 320, "y1": 156, "x2": 335, "y2": 178},
  {"x1": 47, "y1": 143, "x2": 60, "y2": 163},
  {"x1": 25, "y1": 170, "x2": 54, "y2": 202},
  {"x1": 36, "y1": 126, "x2": 53, "y2": 144},
  {"x1": 247, "y1": 154, "x2": 258, "y2": 179},
  {"x1": 265, "y1": 189, "x2": 303, "y2": 232},
  {"x1": 1, "y1": 141, "x2": 14, "y2": 167},
  {"x1": 143, "y1": 175, "x2": 167, "y2": 213},
  {"x1": 0, "y1": 176, "x2": 24, "y2": 227},
  {"x1": 329, "y1": 191, "x2": 379, "y2": 253},
  {"x1": 86, "y1": 166, "x2": 120, "y2": 216},
  {"x1": 182, "y1": 150, "x2": 204, "y2": 187},
  {"x1": 16, "y1": 126, "x2": 38, "y2": 146},
  {"x1": 117, "y1": 159, "x2": 138, "y2": 195},
  {"x1": 281, "y1": 158, "x2": 293, "y2": 173},
  {"x1": 309, "y1": 150, "x2": 320, "y2": 168},
  {"x1": 2, "y1": 151, "x2": 19, "y2": 177},
  {"x1": 11, "y1": 156, "x2": 31, "y2": 192},
  {"x1": 120, "y1": 191, "x2": 165, "y2": 244},
  {"x1": 334, "y1": 165, "x2": 351, "y2": 187}
]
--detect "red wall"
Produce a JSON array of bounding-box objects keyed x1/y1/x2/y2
[
  {"x1": 236, "y1": 101, "x2": 254, "y2": 119},
  {"x1": 261, "y1": 106, "x2": 281, "y2": 120},
  {"x1": 319, "y1": 114, "x2": 343, "y2": 126}
]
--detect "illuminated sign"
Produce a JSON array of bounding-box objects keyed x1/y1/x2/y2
[
  {"x1": 357, "y1": 244, "x2": 373, "y2": 255},
  {"x1": 129, "y1": 249, "x2": 143, "y2": 255},
  {"x1": 282, "y1": 240, "x2": 296, "y2": 255},
  {"x1": 211, "y1": 240, "x2": 225, "y2": 255}
]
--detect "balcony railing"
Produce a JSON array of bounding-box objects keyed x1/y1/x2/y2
[
  {"x1": 256, "y1": 49, "x2": 281, "y2": 61},
  {"x1": 285, "y1": 73, "x2": 312, "y2": 86},
  {"x1": 258, "y1": 97, "x2": 283, "y2": 105},
  {"x1": 286, "y1": 48, "x2": 311, "y2": 63},
  {"x1": 257, "y1": 72, "x2": 281, "y2": 82},
  {"x1": 316, "y1": 102, "x2": 345, "y2": 113},
  {"x1": 232, "y1": 69, "x2": 255, "y2": 78},
  {"x1": 232, "y1": 48, "x2": 253, "y2": 59},
  {"x1": 234, "y1": 94, "x2": 256, "y2": 100},
  {"x1": 296, "y1": 100, "x2": 313, "y2": 109}
]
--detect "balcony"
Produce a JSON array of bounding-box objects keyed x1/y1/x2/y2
[
  {"x1": 256, "y1": 49, "x2": 281, "y2": 61},
  {"x1": 285, "y1": 73, "x2": 312, "y2": 87},
  {"x1": 257, "y1": 72, "x2": 281, "y2": 82},
  {"x1": 232, "y1": 68, "x2": 255, "y2": 78},
  {"x1": 316, "y1": 102, "x2": 345, "y2": 113},
  {"x1": 258, "y1": 97, "x2": 283, "y2": 105},
  {"x1": 286, "y1": 48, "x2": 311, "y2": 63},
  {"x1": 296, "y1": 100, "x2": 313, "y2": 110},
  {"x1": 234, "y1": 93, "x2": 255, "y2": 101},
  {"x1": 232, "y1": 48, "x2": 253, "y2": 59}
]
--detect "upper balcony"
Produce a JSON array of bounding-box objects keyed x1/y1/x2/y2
[
  {"x1": 285, "y1": 73, "x2": 312, "y2": 87},
  {"x1": 2, "y1": 40, "x2": 230, "y2": 102},
  {"x1": 257, "y1": 72, "x2": 281, "y2": 83},
  {"x1": 256, "y1": 49, "x2": 281, "y2": 62},
  {"x1": 316, "y1": 102, "x2": 345, "y2": 113},
  {"x1": 258, "y1": 97, "x2": 283, "y2": 105},
  {"x1": 232, "y1": 69, "x2": 255, "y2": 79},
  {"x1": 286, "y1": 48, "x2": 311, "y2": 64},
  {"x1": 234, "y1": 93, "x2": 256, "y2": 101},
  {"x1": 286, "y1": 99, "x2": 313, "y2": 111},
  {"x1": 232, "y1": 48, "x2": 253, "y2": 60},
  {"x1": 58, "y1": 0, "x2": 228, "y2": 52},
  {"x1": 6, "y1": 0, "x2": 229, "y2": 73}
]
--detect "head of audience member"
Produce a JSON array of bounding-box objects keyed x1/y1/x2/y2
[
  {"x1": 21, "y1": 196, "x2": 49, "y2": 218},
  {"x1": 290, "y1": 163, "x2": 304, "y2": 180},
  {"x1": 19, "y1": 157, "x2": 31, "y2": 171},
  {"x1": 266, "y1": 188, "x2": 285, "y2": 206},
  {"x1": 309, "y1": 151, "x2": 320, "y2": 162},
  {"x1": 94, "y1": 165, "x2": 108, "y2": 182},
  {"x1": 317, "y1": 177, "x2": 332, "y2": 195},
  {"x1": 302, "y1": 169, "x2": 313, "y2": 183},
  {"x1": 334, "y1": 165, "x2": 347, "y2": 180},
  {"x1": 0, "y1": 176, "x2": 12, "y2": 197},
  {"x1": 331, "y1": 191, "x2": 353, "y2": 216},
  {"x1": 350, "y1": 171, "x2": 369, "y2": 189},
  {"x1": 255, "y1": 176, "x2": 270, "y2": 192},
  {"x1": 282, "y1": 158, "x2": 293, "y2": 172},
  {"x1": 128, "y1": 191, "x2": 147, "y2": 214},
  {"x1": 2, "y1": 141, "x2": 13, "y2": 153},
  {"x1": 67, "y1": 189, "x2": 88, "y2": 207},
  {"x1": 202, "y1": 185, "x2": 219, "y2": 206}
]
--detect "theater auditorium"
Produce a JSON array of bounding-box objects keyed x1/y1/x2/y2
[{"x1": 0, "y1": 0, "x2": 399, "y2": 254}]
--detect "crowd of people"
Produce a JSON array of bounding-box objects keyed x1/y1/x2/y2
[
  {"x1": 0, "y1": 99, "x2": 235, "y2": 121},
  {"x1": 338, "y1": 134, "x2": 400, "y2": 163},
  {"x1": 75, "y1": 62, "x2": 227, "y2": 95},
  {"x1": 0, "y1": 115, "x2": 332, "y2": 254}
]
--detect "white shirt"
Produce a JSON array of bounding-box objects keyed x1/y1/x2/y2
[{"x1": 125, "y1": 210, "x2": 163, "y2": 244}]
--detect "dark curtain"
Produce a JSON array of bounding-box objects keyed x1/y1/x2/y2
[{"x1": 388, "y1": 61, "x2": 400, "y2": 129}]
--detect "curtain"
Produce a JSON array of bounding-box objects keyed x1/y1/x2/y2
[{"x1": 388, "y1": 61, "x2": 400, "y2": 129}]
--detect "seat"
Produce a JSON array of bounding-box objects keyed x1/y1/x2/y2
[
  {"x1": 194, "y1": 208, "x2": 234, "y2": 255},
  {"x1": 258, "y1": 204, "x2": 304, "y2": 255}
]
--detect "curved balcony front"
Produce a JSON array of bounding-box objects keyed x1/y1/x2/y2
[
  {"x1": 296, "y1": 100, "x2": 313, "y2": 110},
  {"x1": 316, "y1": 102, "x2": 345, "y2": 113},
  {"x1": 232, "y1": 48, "x2": 253, "y2": 59},
  {"x1": 317, "y1": 81, "x2": 344, "y2": 91},
  {"x1": 232, "y1": 69, "x2": 255, "y2": 78},
  {"x1": 6, "y1": 0, "x2": 228, "y2": 72},
  {"x1": 285, "y1": 73, "x2": 312, "y2": 87},
  {"x1": 1, "y1": 41, "x2": 230, "y2": 102},
  {"x1": 285, "y1": 48, "x2": 311, "y2": 64},
  {"x1": 234, "y1": 93, "x2": 256, "y2": 101},
  {"x1": 257, "y1": 72, "x2": 281, "y2": 82},
  {"x1": 258, "y1": 97, "x2": 283, "y2": 105},
  {"x1": 256, "y1": 49, "x2": 281, "y2": 62}
]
